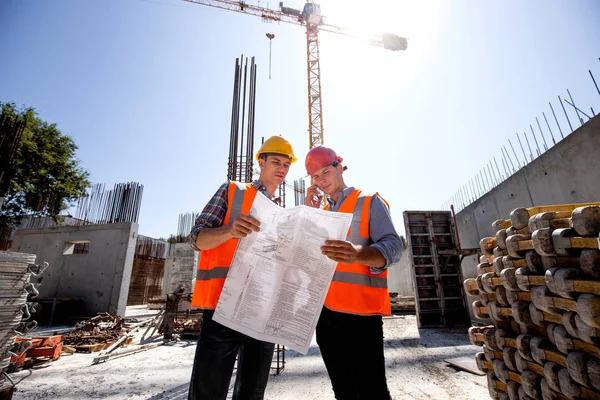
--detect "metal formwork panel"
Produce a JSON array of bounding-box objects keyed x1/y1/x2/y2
[{"x1": 403, "y1": 211, "x2": 470, "y2": 328}]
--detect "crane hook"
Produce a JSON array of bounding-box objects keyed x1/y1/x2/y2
[{"x1": 266, "y1": 33, "x2": 275, "y2": 79}]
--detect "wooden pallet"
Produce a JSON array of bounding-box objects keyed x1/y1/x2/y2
[{"x1": 73, "y1": 342, "x2": 112, "y2": 353}]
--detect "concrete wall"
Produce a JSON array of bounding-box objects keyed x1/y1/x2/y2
[
  {"x1": 455, "y1": 115, "x2": 600, "y2": 322},
  {"x1": 162, "y1": 242, "x2": 197, "y2": 296},
  {"x1": 388, "y1": 251, "x2": 415, "y2": 296},
  {"x1": 11, "y1": 223, "x2": 138, "y2": 317}
]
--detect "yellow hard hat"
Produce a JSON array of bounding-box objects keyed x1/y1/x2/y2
[{"x1": 255, "y1": 136, "x2": 297, "y2": 163}]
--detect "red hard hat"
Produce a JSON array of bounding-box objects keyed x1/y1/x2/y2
[{"x1": 305, "y1": 146, "x2": 343, "y2": 175}]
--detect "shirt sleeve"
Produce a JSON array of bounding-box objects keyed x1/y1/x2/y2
[
  {"x1": 188, "y1": 182, "x2": 229, "y2": 251},
  {"x1": 367, "y1": 195, "x2": 403, "y2": 274}
]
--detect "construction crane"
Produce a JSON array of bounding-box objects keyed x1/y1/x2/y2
[{"x1": 183, "y1": 0, "x2": 408, "y2": 150}]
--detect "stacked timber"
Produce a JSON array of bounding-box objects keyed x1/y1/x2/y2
[{"x1": 464, "y1": 203, "x2": 600, "y2": 399}]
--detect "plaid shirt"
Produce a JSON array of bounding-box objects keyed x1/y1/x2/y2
[{"x1": 188, "y1": 180, "x2": 277, "y2": 251}]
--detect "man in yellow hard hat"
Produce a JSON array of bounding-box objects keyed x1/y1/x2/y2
[{"x1": 187, "y1": 135, "x2": 296, "y2": 400}]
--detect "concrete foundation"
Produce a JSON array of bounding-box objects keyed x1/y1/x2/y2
[
  {"x1": 11, "y1": 222, "x2": 138, "y2": 317},
  {"x1": 455, "y1": 115, "x2": 600, "y2": 321}
]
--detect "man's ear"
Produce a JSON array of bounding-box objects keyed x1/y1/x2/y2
[
  {"x1": 258, "y1": 157, "x2": 265, "y2": 169},
  {"x1": 337, "y1": 163, "x2": 344, "y2": 174}
]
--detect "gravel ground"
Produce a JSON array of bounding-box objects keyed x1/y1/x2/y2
[{"x1": 10, "y1": 307, "x2": 488, "y2": 400}]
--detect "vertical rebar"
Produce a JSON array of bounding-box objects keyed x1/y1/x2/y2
[
  {"x1": 591, "y1": 70, "x2": 600, "y2": 97},
  {"x1": 489, "y1": 161, "x2": 498, "y2": 186},
  {"x1": 508, "y1": 139, "x2": 520, "y2": 168},
  {"x1": 559, "y1": 95, "x2": 574, "y2": 133},
  {"x1": 567, "y1": 89, "x2": 583, "y2": 125},
  {"x1": 535, "y1": 117, "x2": 548, "y2": 151},
  {"x1": 493, "y1": 157, "x2": 502, "y2": 181},
  {"x1": 501, "y1": 156, "x2": 509, "y2": 178},
  {"x1": 467, "y1": 183, "x2": 471, "y2": 203},
  {"x1": 484, "y1": 165, "x2": 492, "y2": 188},
  {"x1": 530, "y1": 125, "x2": 541, "y2": 156},
  {"x1": 549, "y1": 102, "x2": 564, "y2": 140},
  {"x1": 468, "y1": 178, "x2": 474, "y2": 200},
  {"x1": 239, "y1": 58, "x2": 248, "y2": 181},
  {"x1": 246, "y1": 57, "x2": 257, "y2": 181},
  {"x1": 228, "y1": 58, "x2": 241, "y2": 181},
  {"x1": 480, "y1": 170, "x2": 487, "y2": 192},
  {"x1": 503, "y1": 146, "x2": 516, "y2": 173},
  {"x1": 542, "y1": 112, "x2": 556, "y2": 145},
  {"x1": 247, "y1": 58, "x2": 256, "y2": 180},
  {"x1": 523, "y1": 131, "x2": 534, "y2": 161},
  {"x1": 516, "y1": 133, "x2": 527, "y2": 165}
]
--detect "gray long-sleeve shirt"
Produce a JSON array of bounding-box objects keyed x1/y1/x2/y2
[{"x1": 326, "y1": 187, "x2": 403, "y2": 274}]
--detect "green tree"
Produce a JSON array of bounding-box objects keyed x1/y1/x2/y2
[{"x1": 0, "y1": 102, "x2": 90, "y2": 229}]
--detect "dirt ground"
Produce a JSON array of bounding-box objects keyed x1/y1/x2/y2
[{"x1": 9, "y1": 306, "x2": 489, "y2": 400}]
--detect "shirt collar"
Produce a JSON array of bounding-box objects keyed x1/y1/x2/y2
[
  {"x1": 252, "y1": 180, "x2": 278, "y2": 201},
  {"x1": 327, "y1": 186, "x2": 355, "y2": 207}
]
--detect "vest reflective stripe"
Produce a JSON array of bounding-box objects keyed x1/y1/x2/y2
[
  {"x1": 191, "y1": 182, "x2": 257, "y2": 309},
  {"x1": 225, "y1": 181, "x2": 249, "y2": 226},
  {"x1": 324, "y1": 189, "x2": 391, "y2": 316},
  {"x1": 196, "y1": 266, "x2": 230, "y2": 281},
  {"x1": 332, "y1": 271, "x2": 388, "y2": 289},
  {"x1": 349, "y1": 196, "x2": 369, "y2": 247}
]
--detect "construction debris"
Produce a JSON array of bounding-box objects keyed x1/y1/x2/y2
[
  {"x1": 389, "y1": 294, "x2": 416, "y2": 314},
  {"x1": 160, "y1": 289, "x2": 203, "y2": 340},
  {"x1": 465, "y1": 203, "x2": 600, "y2": 399},
  {"x1": 174, "y1": 318, "x2": 201, "y2": 336},
  {"x1": 92, "y1": 341, "x2": 164, "y2": 365},
  {"x1": 63, "y1": 313, "x2": 132, "y2": 353},
  {"x1": 8, "y1": 313, "x2": 490, "y2": 400}
]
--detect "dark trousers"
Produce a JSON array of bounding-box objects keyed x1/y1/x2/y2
[
  {"x1": 188, "y1": 310, "x2": 275, "y2": 400},
  {"x1": 316, "y1": 307, "x2": 391, "y2": 400}
]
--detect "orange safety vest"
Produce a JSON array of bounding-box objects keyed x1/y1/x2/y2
[
  {"x1": 191, "y1": 182, "x2": 258, "y2": 309},
  {"x1": 323, "y1": 189, "x2": 391, "y2": 316}
]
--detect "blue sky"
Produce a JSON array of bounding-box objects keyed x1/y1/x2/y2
[{"x1": 1, "y1": 0, "x2": 599, "y2": 239}]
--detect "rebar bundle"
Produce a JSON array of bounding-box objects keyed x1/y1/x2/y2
[
  {"x1": 74, "y1": 182, "x2": 144, "y2": 225},
  {"x1": 228, "y1": 56, "x2": 257, "y2": 183}
]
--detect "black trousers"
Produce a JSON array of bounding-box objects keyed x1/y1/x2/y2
[
  {"x1": 316, "y1": 307, "x2": 391, "y2": 400},
  {"x1": 188, "y1": 310, "x2": 275, "y2": 400}
]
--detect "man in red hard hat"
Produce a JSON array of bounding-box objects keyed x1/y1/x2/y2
[
  {"x1": 305, "y1": 145, "x2": 402, "y2": 400},
  {"x1": 187, "y1": 136, "x2": 297, "y2": 400}
]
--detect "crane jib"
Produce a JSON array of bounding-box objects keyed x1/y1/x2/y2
[{"x1": 184, "y1": 0, "x2": 408, "y2": 149}]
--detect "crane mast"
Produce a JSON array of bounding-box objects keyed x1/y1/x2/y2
[
  {"x1": 183, "y1": 0, "x2": 407, "y2": 150},
  {"x1": 306, "y1": 25, "x2": 323, "y2": 149}
]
